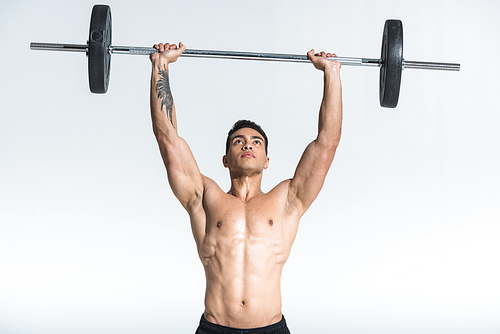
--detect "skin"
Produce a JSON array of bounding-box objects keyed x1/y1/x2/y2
[{"x1": 150, "y1": 42, "x2": 342, "y2": 329}]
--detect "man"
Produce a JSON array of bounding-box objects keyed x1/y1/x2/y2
[{"x1": 150, "y1": 42, "x2": 342, "y2": 334}]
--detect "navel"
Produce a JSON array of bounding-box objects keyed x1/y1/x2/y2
[
  {"x1": 268, "y1": 219, "x2": 273, "y2": 226},
  {"x1": 217, "y1": 221, "x2": 222, "y2": 228},
  {"x1": 241, "y1": 301, "x2": 245, "y2": 306}
]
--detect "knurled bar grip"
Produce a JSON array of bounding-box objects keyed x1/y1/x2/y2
[
  {"x1": 30, "y1": 42, "x2": 460, "y2": 71},
  {"x1": 403, "y1": 60, "x2": 459, "y2": 71},
  {"x1": 30, "y1": 42, "x2": 87, "y2": 52}
]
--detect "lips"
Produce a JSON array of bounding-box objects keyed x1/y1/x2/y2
[{"x1": 241, "y1": 152, "x2": 255, "y2": 158}]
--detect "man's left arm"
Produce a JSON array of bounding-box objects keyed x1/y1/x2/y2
[{"x1": 288, "y1": 50, "x2": 342, "y2": 216}]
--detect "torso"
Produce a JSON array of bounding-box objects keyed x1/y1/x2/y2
[{"x1": 188, "y1": 177, "x2": 301, "y2": 328}]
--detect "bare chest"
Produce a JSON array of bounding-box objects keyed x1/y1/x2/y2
[
  {"x1": 191, "y1": 182, "x2": 300, "y2": 263},
  {"x1": 197, "y1": 192, "x2": 292, "y2": 267},
  {"x1": 205, "y1": 193, "x2": 284, "y2": 238}
]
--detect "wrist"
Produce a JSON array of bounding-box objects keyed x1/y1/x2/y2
[
  {"x1": 323, "y1": 64, "x2": 340, "y2": 77},
  {"x1": 152, "y1": 57, "x2": 170, "y2": 69},
  {"x1": 324, "y1": 61, "x2": 340, "y2": 71}
]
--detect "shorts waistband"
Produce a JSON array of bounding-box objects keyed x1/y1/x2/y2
[{"x1": 197, "y1": 314, "x2": 289, "y2": 334}]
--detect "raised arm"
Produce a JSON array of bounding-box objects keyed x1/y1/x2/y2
[
  {"x1": 288, "y1": 50, "x2": 342, "y2": 216},
  {"x1": 150, "y1": 42, "x2": 204, "y2": 212}
]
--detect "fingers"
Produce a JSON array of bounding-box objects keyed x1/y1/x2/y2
[
  {"x1": 150, "y1": 42, "x2": 186, "y2": 64},
  {"x1": 308, "y1": 49, "x2": 336, "y2": 60},
  {"x1": 307, "y1": 49, "x2": 315, "y2": 60},
  {"x1": 156, "y1": 43, "x2": 170, "y2": 52},
  {"x1": 152, "y1": 42, "x2": 185, "y2": 53},
  {"x1": 308, "y1": 48, "x2": 341, "y2": 71},
  {"x1": 178, "y1": 42, "x2": 187, "y2": 53},
  {"x1": 314, "y1": 51, "x2": 337, "y2": 58}
]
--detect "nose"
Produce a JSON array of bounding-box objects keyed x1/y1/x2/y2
[{"x1": 243, "y1": 143, "x2": 253, "y2": 150}]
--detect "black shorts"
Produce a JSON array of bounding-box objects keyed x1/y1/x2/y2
[{"x1": 195, "y1": 314, "x2": 291, "y2": 334}]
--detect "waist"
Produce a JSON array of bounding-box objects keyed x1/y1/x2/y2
[
  {"x1": 198, "y1": 314, "x2": 290, "y2": 334},
  {"x1": 204, "y1": 278, "x2": 282, "y2": 327}
]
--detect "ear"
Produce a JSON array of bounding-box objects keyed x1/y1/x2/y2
[
  {"x1": 263, "y1": 156, "x2": 270, "y2": 170},
  {"x1": 222, "y1": 155, "x2": 229, "y2": 168}
]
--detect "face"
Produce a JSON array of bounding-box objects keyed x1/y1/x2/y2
[{"x1": 223, "y1": 128, "x2": 270, "y2": 174}]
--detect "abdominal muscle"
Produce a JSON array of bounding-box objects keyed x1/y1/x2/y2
[{"x1": 199, "y1": 220, "x2": 289, "y2": 329}]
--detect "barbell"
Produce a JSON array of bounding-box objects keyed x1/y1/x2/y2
[{"x1": 30, "y1": 4, "x2": 460, "y2": 108}]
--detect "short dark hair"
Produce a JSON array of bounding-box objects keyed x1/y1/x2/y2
[{"x1": 225, "y1": 120, "x2": 268, "y2": 155}]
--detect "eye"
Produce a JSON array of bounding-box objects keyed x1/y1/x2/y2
[
  {"x1": 253, "y1": 140, "x2": 261, "y2": 145},
  {"x1": 234, "y1": 139, "x2": 243, "y2": 144}
]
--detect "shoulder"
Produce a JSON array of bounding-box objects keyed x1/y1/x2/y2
[
  {"x1": 270, "y1": 179, "x2": 292, "y2": 193},
  {"x1": 199, "y1": 175, "x2": 229, "y2": 204},
  {"x1": 185, "y1": 174, "x2": 222, "y2": 213},
  {"x1": 201, "y1": 175, "x2": 224, "y2": 193},
  {"x1": 278, "y1": 179, "x2": 310, "y2": 217},
  {"x1": 266, "y1": 179, "x2": 303, "y2": 215}
]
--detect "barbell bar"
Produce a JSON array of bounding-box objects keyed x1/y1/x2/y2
[{"x1": 30, "y1": 4, "x2": 460, "y2": 108}]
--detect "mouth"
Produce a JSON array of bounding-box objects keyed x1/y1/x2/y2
[{"x1": 241, "y1": 152, "x2": 255, "y2": 158}]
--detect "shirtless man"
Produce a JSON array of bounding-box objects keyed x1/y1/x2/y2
[{"x1": 150, "y1": 42, "x2": 342, "y2": 334}]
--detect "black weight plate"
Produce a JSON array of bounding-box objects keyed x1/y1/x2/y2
[
  {"x1": 88, "y1": 5, "x2": 112, "y2": 93},
  {"x1": 379, "y1": 19, "x2": 403, "y2": 108}
]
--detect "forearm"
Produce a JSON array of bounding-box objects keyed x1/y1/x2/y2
[
  {"x1": 150, "y1": 59, "x2": 178, "y2": 141},
  {"x1": 317, "y1": 66, "x2": 342, "y2": 147}
]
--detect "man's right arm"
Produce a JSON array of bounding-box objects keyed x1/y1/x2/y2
[{"x1": 150, "y1": 42, "x2": 204, "y2": 212}]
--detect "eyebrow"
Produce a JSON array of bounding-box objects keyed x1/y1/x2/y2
[{"x1": 232, "y1": 134, "x2": 265, "y2": 142}]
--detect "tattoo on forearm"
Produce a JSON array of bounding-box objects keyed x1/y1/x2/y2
[{"x1": 156, "y1": 64, "x2": 175, "y2": 128}]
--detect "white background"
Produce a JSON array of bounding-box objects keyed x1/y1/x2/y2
[{"x1": 1, "y1": 0, "x2": 499, "y2": 333}]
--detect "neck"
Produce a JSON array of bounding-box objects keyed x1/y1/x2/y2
[{"x1": 228, "y1": 173, "x2": 264, "y2": 201}]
